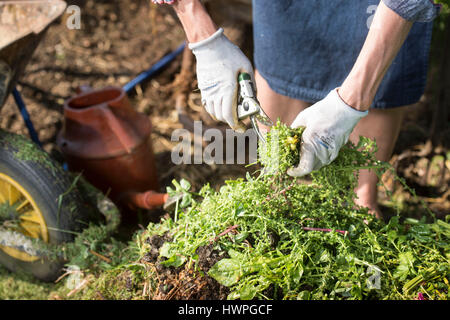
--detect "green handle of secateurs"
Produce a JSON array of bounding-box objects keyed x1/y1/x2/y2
[
  {"x1": 238, "y1": 72, "x2": 252, "y2": 82},
  {"x1": 238, "y1": 72, "x2": 256, "y2": 99}
]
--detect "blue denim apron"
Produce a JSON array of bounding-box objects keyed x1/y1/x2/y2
[{"x1": 252, "y1": 0, "x2": 434, "y2": 108}]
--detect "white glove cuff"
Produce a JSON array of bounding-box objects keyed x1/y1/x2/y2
[
  {"x1": 332, "y1": 88, "x2": 369, "y2": 119},
  {"x1": 188, "y1": 28, "x2": 224, "y2": 51}
]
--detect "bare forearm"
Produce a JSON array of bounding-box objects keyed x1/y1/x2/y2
[
  {"x1": 173, "y1": 0, "x2": 217, "y2": 43},
  {"x1": 339, "y1": 1, "x2": 413, "y2": 111}
]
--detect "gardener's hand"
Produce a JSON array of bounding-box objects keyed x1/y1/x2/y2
[
  {"x1": 189, "y1": 28, "x2": 254, "y2": 132},
  {"x1": 287, "y1": 89, "x2": 368, "y2": 177}
]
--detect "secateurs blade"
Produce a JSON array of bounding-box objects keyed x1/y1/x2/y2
[{"x1": 237, "y1": 72, "x2": 273, "y2": 143}]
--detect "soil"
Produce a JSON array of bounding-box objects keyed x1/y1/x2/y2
[{"x1": 143, "y1": 234, "x2": 229, "y2": 299}]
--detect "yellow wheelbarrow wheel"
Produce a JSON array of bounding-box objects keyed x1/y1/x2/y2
[
  {"x1": 0, "y1": 130, "x2": 91, "y2": 282},
  {"x1": 0, "y1": 172, "x2": 49, "y2": 262}
]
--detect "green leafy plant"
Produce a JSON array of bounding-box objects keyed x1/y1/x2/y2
[{"x1": 144, "y1": 121, "x2": 449, "y2": 300}]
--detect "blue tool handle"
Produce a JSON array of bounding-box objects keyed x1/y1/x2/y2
[
  {"x1": 12, "y1": 87, "x2": 42, "y2": 148},
  {"x1": 123, "y1": 43, "x2": 186, "y2": 93}
]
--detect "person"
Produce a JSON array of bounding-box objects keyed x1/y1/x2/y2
[{"x1": 152, "y1": 0, "x2": 441, "y2": 218}]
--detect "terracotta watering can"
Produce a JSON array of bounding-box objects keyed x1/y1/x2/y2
[{"x1": 57, "y1": 86, "x2": 174, "y2": 212}]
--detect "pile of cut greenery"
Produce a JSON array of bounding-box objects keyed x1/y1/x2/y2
[{"x1": 144, "y1": 121, "x2": 449, "y2": 300}]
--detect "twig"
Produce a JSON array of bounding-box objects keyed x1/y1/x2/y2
[
  {"x1": 54, "y1": 271, "x2": 73, "y2": 284},
  {"x1": 262, "y1": 183, "x2": 296, "y2": 204},
  {"x1": 143, "y1": 282, "x2": 148, "y2": 298},
  {"x1": 54, "y1": 268, "x2": 82, "y2": 283},
  {"x1": 96, "y1": 291, "x2": 106, "y2": 300},
  {"x1": 89, "y1": 250, "x2": 112, "y2": 263},
  {"x1": 302, "y1": 227, "x2": 348, "y2": 236},
  {"x1": 209, "y1": 225, "x2": 239, "y2": 244},
  {"x1": 165, "y1": 284, "x2": 181, "y2": 300},
  {"x1": 186, "y1": 282, "x2": 206, "y2": 299},
  {"x1": 67, "y1": 278, "x2": 90, "y2": 297},
  {"x1": 243, "y1": 240, "x2": 253, "y2": 248}
]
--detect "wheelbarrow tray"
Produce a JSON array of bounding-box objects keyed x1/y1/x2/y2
[{"x1": 0, "y1": 0, "x2": 66, "y2": 108}]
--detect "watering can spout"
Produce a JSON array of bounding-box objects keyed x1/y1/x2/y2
[
  {"x1": 123, "y1": 191, "x2": 169, "y2": 210},
  {"x1": 123, "y1": 191, "x2": 183, "y2": 211}
]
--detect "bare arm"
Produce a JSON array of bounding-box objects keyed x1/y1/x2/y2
[
  {"x1": 338, "y1": 1, "x2": 413, "y2": 111},
  {"x1": 172, "y1": 0, "x2": 217, "y2": 43},
  {"x1": 168, "y1": 0, "x2": 253, "y2": 131}
]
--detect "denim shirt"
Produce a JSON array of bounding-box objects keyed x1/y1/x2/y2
[
  {"x1": 154, "y1": 0, "x2": 441, "y2": 22},
  {"x1": 383, "y1": 0, "x2": 441, "y2": 22}
]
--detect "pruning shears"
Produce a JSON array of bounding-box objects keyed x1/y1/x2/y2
[{"x1": 237, "y1": 72, "x2": 273, "y2": 143}]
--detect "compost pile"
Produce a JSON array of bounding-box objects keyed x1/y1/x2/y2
[{"x1": 144, "y1": 121, "x2": 449, "y2": 300}]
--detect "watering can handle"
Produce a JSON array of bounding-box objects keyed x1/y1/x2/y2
[{"x1": 73, "y1": 85, "x2": 139, "y2": 154}]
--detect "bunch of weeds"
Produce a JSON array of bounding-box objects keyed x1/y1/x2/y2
[{"x1": 144, "y1": 121, "x2": 449, "y2": 300}]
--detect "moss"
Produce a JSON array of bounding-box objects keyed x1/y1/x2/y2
[
  {"x1": 74, "y1": 265, "x2": 155, "y2": 300},
  {"x1": 0, "y1": 265, "x2": 68, "y2": 300},
  {"x1": 0, "y1": 130, "x2": 59, "y2": 174},
  {"x1": 0, "y1": 202, "x2": 19, "y2": 222},
  {"x1": 0, "y1": 202, "x2": 22, "y2": 234}
]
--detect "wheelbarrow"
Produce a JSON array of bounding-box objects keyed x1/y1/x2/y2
[
  {"x1": 0, "y1": 0, "x2": 95, "y2": 282},
  {"x1": 0, "y1": 0, "x2": 184, "y2": 282}
]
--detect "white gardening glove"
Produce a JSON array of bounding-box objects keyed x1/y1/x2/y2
[
  {"x1": 287, "y1": 88, "x2": 369, "y2": 177},
  {"x1": 189, "y1": 28, "x2": 254, "y2": 132}
]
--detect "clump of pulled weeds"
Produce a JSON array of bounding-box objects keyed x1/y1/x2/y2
[{"x1": 143, "y1": 121, "x2": 449, "y2": 300}]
